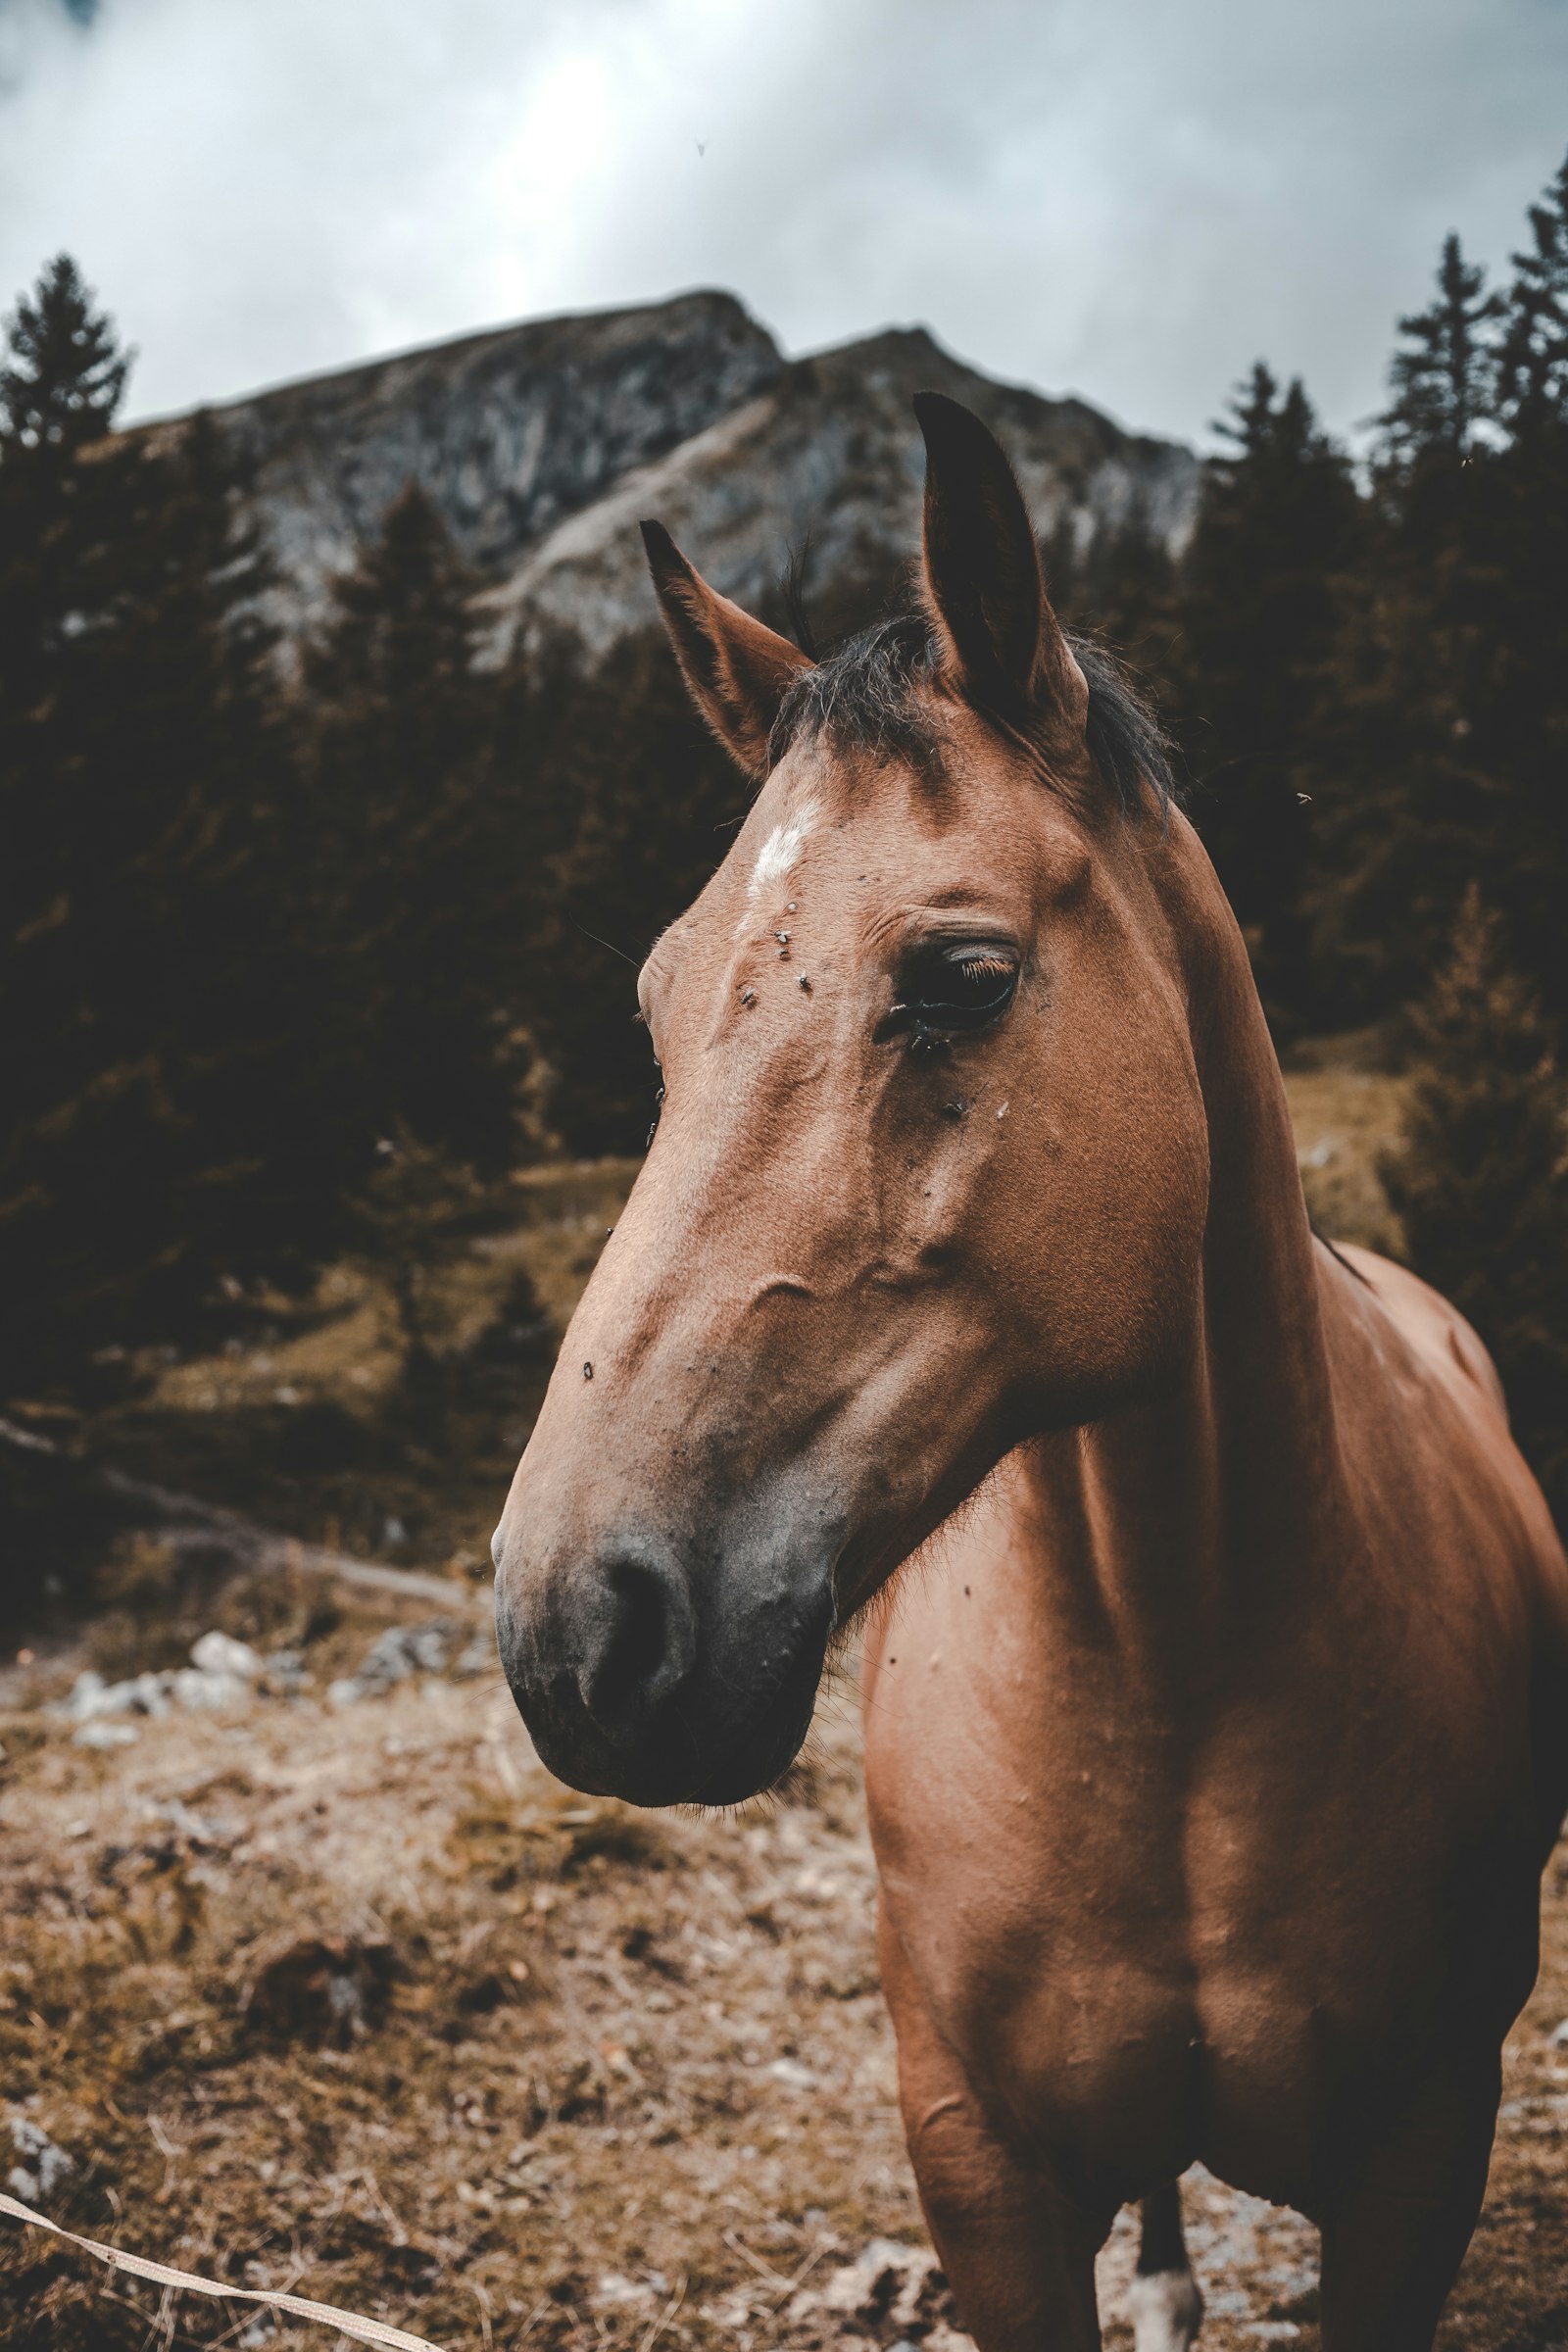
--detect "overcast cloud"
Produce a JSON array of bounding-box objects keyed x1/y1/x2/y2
[{"x1": 0, "y1": 0, "x2": 1563, "y2": 447}]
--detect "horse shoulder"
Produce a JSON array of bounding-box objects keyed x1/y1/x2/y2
[
  {"x1": 1324, "y1": 1239, "x2": 1508, "y2": 1420},
  {"x1": 1315, "y1": 1236, "x2": 1568, "y2": 1752}
]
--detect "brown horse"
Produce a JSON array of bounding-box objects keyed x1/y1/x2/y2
[{"x1": 492, "y1": 391, "x2": 1568, "y2": 2350}]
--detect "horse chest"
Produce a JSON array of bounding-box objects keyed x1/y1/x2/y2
[
  {"x1": 869, "y1": 1741, "x2": 1414, "y2": 2205},
  {"x1": 862, "y1": 1584, "x2": 1517, "y2": 2207}
]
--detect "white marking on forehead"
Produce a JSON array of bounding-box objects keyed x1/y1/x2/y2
[{"x1": 747, "y1": 799, "x2": 818, "y2": 906}]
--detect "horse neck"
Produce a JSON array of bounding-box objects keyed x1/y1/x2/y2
[{"x1": 1027, "y1": 833, "x2": 1348, "y2": 1652}]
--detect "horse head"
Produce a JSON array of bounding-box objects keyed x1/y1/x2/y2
[{"x1": 493, "y1": 393, "x2": 1210, "y2": 1805}]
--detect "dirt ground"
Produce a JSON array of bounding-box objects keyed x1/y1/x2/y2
[{"x1": 4, "y1": 1054, "x2": 1568, "y2": 2351}]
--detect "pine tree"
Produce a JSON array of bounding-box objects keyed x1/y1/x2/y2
[
  {"x1": 1378, "y1": 232, "x2": 1503, "y2": 470},
  {"x1": 1496, "y1": 148, "x2": 1568, "y2": 440},
  {"x1": 0, "y1": 253, "x2": 127, "y2": 454},
  {"x1": 0, "y1": 258, "x2": 139, "y2": 959},
  {"x1": 0, "y1": 261, "x2": 346, "y2": 1394},
  {"x1": 1174, "y1": 364, "x2": 1362, "y2": 1028},
  {"x1": 0, "y1": 257, "x2": 148, "y2": 1389},
  {"x1": 1381, "y1": 890, "x2": 1568, "y2": 1525},
  {"x1": 353, "y1": 1124, "x2": 486, "y2": 1414},
  {"x1": 302, "y1": 483, "x2": 517, "y2": 1170},
  {"x1": 514, "y1": 628, "x2": 741, "y2": 1155},
  {"x1": 1053, "y1": 496, "x2": 1182, "y2": 697},
  {"x1": 1478, "y1": 167, "x2": 1568, "y2": 1024},
  {"x1": 1298, "y1": 542, "x2": 1485, "y2": 1026},
  {"x1": 1308, "y1": 202, "x2": 1568, "y2": 1034}
]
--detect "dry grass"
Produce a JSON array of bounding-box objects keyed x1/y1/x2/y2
[
  {"x1": 71, "y1": 1160, "x2": 643, "y2": 1587},
  {"x1": 0, "y1": 1614, "x2": 914, "y2": 2352},
  {"x1": 7, "y1": 1038, "x2": 1562, "y2": 2352},
  {"x1": 3, "y1": 1608, "x2": 1567, "y2": 2352},
  {"x1": 1282, "y1": 1034, "x2": 1410, "y2": 1256}
]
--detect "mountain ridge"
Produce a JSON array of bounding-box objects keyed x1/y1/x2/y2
[
  {"x1": 131, "y1": 291, "x2": 1200, "y2": 658},
  {"x1": 479, "y1": 319, "x2": 1200, "y2": 662}
]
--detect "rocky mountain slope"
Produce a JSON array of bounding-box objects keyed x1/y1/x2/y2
[
  {"x1": 139, "y1": 290, "x2": 781, "y2": 635},
  {"x1": 139, "y1": 291, "x2": 1200, "y2": 659},
  {"x1": 479, "y1": 320, "x2": 1199, "y2": 662}
]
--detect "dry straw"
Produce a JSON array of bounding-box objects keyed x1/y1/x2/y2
[{"x1": 0, "y1": 2189, "x2": 447, "y2": 2351}]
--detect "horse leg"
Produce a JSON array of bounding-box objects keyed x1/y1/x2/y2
[
  {"x1": 1128, "y1": 2180, "x2": 1203, "y2": 2349},
  {"x1": 1316, "y1": 2059, "x2": 1499, "y2": 2352},
  {"x1": 878, "y1": 1906, "x2": 1108, "y2": 2351}
]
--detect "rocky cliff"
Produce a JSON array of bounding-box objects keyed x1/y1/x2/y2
[
  {"x1": 139, "y1": 290, "x2": 783, "y2": 635},
  {"x1": 138, "y1": 291, "x2": 1199, "y2": 658},
  {"x1": 478, "y1": 321, "x2": 1200, "y2": 662}
]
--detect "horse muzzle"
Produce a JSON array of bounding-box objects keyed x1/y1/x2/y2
[{"x1": 493, "y1": 1523, "x2": 836, "y2": 1808}]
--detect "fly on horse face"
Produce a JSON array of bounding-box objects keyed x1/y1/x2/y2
[{"x1": 493, "y1": 392, "x2": 1568, "y2": 2351}]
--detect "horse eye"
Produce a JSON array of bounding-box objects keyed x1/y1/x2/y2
[{"x1": 882, "y1": 944, "x2": 1020, "y2": 1041}]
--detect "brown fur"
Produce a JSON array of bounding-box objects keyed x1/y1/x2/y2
[{"x1": 495, "y1": 398, "x2": 1568, "y2": 2350}]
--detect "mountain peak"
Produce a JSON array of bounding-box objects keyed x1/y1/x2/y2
[
  {"x1": 128, "y1": 292, "x2": 1198, "y2": 658},
  {"x1": 138, "y1": 289, "x2": 783, "y2": 628}
]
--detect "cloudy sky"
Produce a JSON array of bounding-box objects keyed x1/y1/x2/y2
[{"x1": 1, "y1": 0, "x2": 1563, "y2": 448}]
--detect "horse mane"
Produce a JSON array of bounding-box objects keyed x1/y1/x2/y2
[
  {"x1": 1073, "y1": 636, "x2": 1180, "y2": 819},
  {"x1": 767, "y1": 609, "x2": 1178, "y2": 820}
]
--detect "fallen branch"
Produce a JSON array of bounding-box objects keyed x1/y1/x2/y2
[{"x1": 0, "y1": 1415, "x2": 487, "y2": 1613}]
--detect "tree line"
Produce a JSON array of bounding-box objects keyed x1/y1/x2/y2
[
  {"x1": 2, "y1": 148, "x2": 1566, "y2": 1513},
  {"x1": 1051, "y1": 162, "x2": 1568, "y2": 1044},
  {"x1": 0, "y1": 265, "x2": 716, "y2": 1396},
  {"x1": 1050, "y1": 153, "x2": 1568, "y2": 1512}
]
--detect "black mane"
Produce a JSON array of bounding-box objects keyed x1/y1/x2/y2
[
  {"x1": 767, "y1": 612, "x2": 1177, "y2": 819},
  {"x1": 1074, "y1": 635, "x2": 1179, "y2": 818}
]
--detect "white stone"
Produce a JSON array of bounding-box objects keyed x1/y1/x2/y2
[
  {"x1": 8, "y1": 2115, "x2": 73, "y2": 2204},
  {"x1": 64, "y1": 1669, "x2": 171, "y2": 1721},
  {"x1": 172, "y1": 1667, "x2": 252, "y2": 1711},
  {"x1": 766, "y1": 2056, "x2": 817, "y2": 2090},
  {"x1": 191, "y1": 1630, "x2": 265, "y2": 1679}
]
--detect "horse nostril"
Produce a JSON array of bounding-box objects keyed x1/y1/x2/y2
[{"x1": 578, "y1": 1549, "x2": 694, "y2": 1745}]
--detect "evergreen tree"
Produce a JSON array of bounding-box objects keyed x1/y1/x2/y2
[
  {"x1": 353, "y1": 1124, "x2": 486, "y2": 1407},
  {"x1": 0, "y1": 252, "x2": 127, "y2": 453},
  {"x1": 1496, "y1": 148, "x2": 1568, "y2": 441},
  {"x1": 1381, "y1": 890, "x2": 1568, "y2": 1525},
  {"x1": 1470, "y1": 158, "x2": 1568, "y2": 1021},
  {"x1": 0, "y1": 258, "x2": 160, "y2": 1388},
  {"x1": 1174, "y1": 364, "x2": 1362, "y2": 1028},
  {"x1": 515, "y1": 628, "x2": 741, "y2": 1155},
  {"x1": 302, "y1": 483, "x2": 517, "y2": 1169},
  {"x1": 0, "y1": 261, "x2": 346, "y2": 1393},
  {"x1": 1308, "y1": 204, "x2": 1568, "y2": 1033},
  {"x1": 1298, "y1": 540, "x2": 1487, "y2": 1026},
  {"x1": 1377, "y1": 231, "x2": 1503, "y2": 471},
  {"x1": 0, "y1": 258, "x2": 140, "y2": 969},
  {"x1": 1051, "y1": 496, "x2": 1183, "y2": 697}
]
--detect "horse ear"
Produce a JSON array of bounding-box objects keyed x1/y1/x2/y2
[
  {"x1": 640, "y1": 520, "x2": 814, "y2": 777},
  {"x1": 912, "y1": 391, "x2": 1087, "y2": 729}
]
